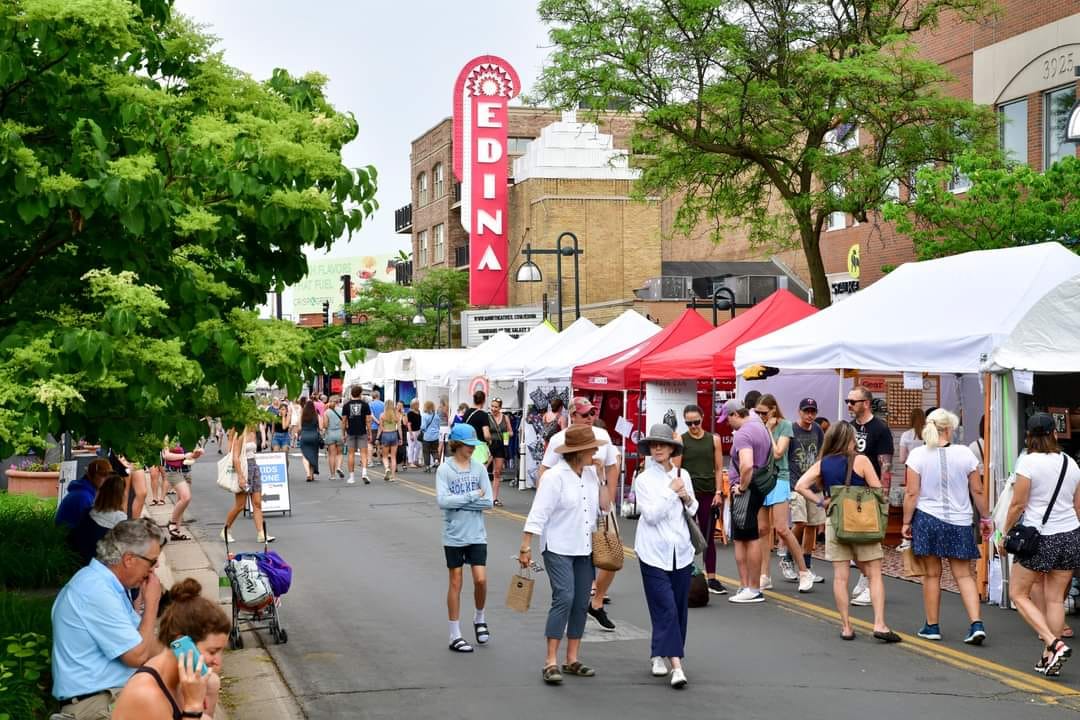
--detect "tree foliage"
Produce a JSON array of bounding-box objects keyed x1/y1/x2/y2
[
  {"x1": 345, "y1": 268, "x2": 469, "y2": 352},
  {"x1": 535, "y1": 0, "x2": 997, "y2": 306},
  {"x1": 0, "y1": 0, "x2": 377, "y2": 459},
  {"x1": 884, "y1": 152, "x2": 1080, "y2": 260}
]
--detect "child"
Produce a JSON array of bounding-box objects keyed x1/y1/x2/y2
[{"x1": 436, "y1": 424, "x2": 494, "y2": 653}]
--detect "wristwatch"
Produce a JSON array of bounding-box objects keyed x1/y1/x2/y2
[{"x1": 181, "y1": 712, "x2": 203, "y2": 719}]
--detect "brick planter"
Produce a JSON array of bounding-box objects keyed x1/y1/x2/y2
[{"x1": 4, "y1": 469, "x2": 60, "y2": 498}]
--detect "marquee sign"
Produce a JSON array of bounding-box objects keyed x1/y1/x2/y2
[{"x1": 453, "y1": 55, "x2": 520, "y2": 307}]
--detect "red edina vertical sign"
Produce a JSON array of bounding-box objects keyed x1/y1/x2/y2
[{"x1": 452, "y1": 55, "x2": 520, "y2": 307}]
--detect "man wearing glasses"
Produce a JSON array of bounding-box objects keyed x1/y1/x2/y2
[
  {"x1": 51, "y1": 519, "x2": 167, "y2": 719},
  {"x1": 539, "y1": 397, "x2": 620, "y2": 631},
  {"x1": 846, "y1": 385, "x2": 894, "y2": 606}
]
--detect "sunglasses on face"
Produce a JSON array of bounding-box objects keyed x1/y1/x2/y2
[
  {"x1": 755, "y1": 410, "x2": 770, "y2": 417},
  {"x1": 129, "y1": 552, "x2": 160, "y2": 567},
  {"x1": 845, "y1": 399, "x2": 865, "y2": 405},
  {"x1": 684, "y1": 419, "x2": 702, "y2": 426},
  {"x1": 574, "y1": 409, "x2": 597, "y2": 417}
]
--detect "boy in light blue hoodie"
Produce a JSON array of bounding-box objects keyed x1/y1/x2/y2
[{"x1": 436, "y1": 423, "x2": 494, "y2": 653}]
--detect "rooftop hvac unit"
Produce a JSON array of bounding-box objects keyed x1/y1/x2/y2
[
  {"x1": 732, "y1": 275, "x2": 780, "y2": 305},
  {"x1": 635, "y1": 276, "x2": 693, "y2": 300}
]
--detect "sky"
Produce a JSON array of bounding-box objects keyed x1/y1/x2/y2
[{"x1": 176, "y1": 0, "x2": 552, "y2": 262}]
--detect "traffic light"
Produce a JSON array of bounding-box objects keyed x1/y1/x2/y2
[{"x1": 323, "y1": 300, "x2": 331, "y2": 327}]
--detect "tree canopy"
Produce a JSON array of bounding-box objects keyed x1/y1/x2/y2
[
  {"x1": 535, "y1": 0, "x2": 996, "y2": 306},
  {"x1": 0, "y1": 0, "x2": 377, "y2": 460},
  {"x1": 345, "y1": 268, "x2": 469, "y2": 352},
  {"x1": 884, "y1": 152, "x2": 1080, "y2": 261}
]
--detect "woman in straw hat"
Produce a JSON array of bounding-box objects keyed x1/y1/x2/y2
[
  {"x1": 636, "y1": 424, "x2": 697, "y2": 689},
  {"x1": 519, "y1": 425, "x2": 610, "y2": 686}
]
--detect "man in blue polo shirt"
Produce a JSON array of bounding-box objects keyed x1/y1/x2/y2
[
  {"x1": 51, "y1": 519, "x2": 166, "y2": 718},
  {"x1": 55, "y1": 458, "x2": 112, "y2": 530}
]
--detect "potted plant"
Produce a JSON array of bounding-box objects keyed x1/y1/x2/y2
[{"x1": 5, "y1": 458, "x2": 62, "y2": 499}]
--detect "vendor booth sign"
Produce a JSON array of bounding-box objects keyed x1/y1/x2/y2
[
  {"x1": 460, "y1": 307, "x2": 543, "y2": 347},
  {"x1": 246, "y1": 452, "x2": 291, "y2": 516},
  {"x1": 644, "y1": 380, "x2": 697, "y2": 437}
]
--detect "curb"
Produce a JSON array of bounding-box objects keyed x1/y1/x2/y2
[{"x1": 149, "y1": 500, "x2": 305, "y2": 720}]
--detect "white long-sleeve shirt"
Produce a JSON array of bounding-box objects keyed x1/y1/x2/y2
[
  {"x1": 524, "y1": 459, "x2": 600, "y2": 556},
  {"x1": 633, "y1": 464, "x2": 699, "y2": 571}
]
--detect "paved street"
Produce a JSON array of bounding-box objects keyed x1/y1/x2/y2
[{"x1": 182, "y1": 444, "x2": 1079, "y2": 719}]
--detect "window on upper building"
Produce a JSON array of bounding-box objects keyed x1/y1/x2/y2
[
  {"x1": 998, "y1": 98, "x2": 1028, "y2": 165},
  {"x1": 417, "y1": 230, "x2": 428, "y2": 267},
  {"x1": 433, "y1": 224, "x2": 445, "y2": 263},
  {"x1": 417, "y1": 172, "x2": 429, "y2": 205},
  {"x1": 825, "y1": 184, "x2": 845, "y2": 231},
  {"x1": 1045, "y1": 85, "x2": 1079, "y2": 168},
  {"x1": 948, "y1": 167, "x2": 972, "y2": 194},
  {"x1": 507, "y1": 137, "x2": 533, "y2": 155},
  {"x1": 433, "y1": 163, "x2": 444, "y2": 198},
  {"x1": 884, "y1": 177, "x2": 901, "y2": 202},
  {"x1": 825, "y1": 123, "x2": 859, "y2": 153}
]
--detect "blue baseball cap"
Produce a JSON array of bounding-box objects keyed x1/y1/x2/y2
[{"x1": 449, "y1": 424, "x2": 481, "y2": 446}]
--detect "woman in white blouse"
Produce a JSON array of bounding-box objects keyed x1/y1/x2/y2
[
  {"x1": 520, "y1": 425, "x2": 609, "y2": 686},
  {"x1": 635, "y1": 424, "x2": 698, "y2": 689}
]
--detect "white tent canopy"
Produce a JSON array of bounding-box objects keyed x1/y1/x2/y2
[
  {"x1": 525, "y1": 310, "x2": 659, "y2": 382},
  {"x1": 446, "y1": 332, "x2": 522, "y2": 386},
  {"x1": 987, "y1": 273, "x2": 1080, "y2": 373},
  {"x1": 735, "y1": 243, "x2": 1080, "y2": 374},
  {"x1": 488, "y1": 317, "x2": 596, "y2": 381}
]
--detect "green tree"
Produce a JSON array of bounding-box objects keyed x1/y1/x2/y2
[
  {"x1": 884, "y1": 151, "x2": 1080, "y2": 260},
  {"x1": 0, "y1": 0, "x2": 377, "y2": 459},
  {"x1": 535, "y1": 0, "x2": 997, "y2": 306},
  {"x1": 345, "y1": 268, "x2": 469, "y2": 351}
]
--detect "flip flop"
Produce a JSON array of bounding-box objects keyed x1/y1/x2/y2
[
  {"x1": 448, "y1": 637, "x2": 473, "y2": 653},
  {"x1": 542, "y1": 664, "x2": 563, "y2": 684},
  {"x1": 841, "y1": 630, "x2": 856, "y2": 641},
  {"x1": 561, "y1": 661, "x2": 595, "y2": 677},
  {"x1": 873, "y1": 630, "x2": 902, "y2": 644}
]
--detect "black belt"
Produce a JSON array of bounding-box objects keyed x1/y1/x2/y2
[{"x1": 64, "y1": 689, "x2": 108, "y2": 704}]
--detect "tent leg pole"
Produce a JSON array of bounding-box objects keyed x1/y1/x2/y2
[
  {"x1": 978, "y1": 372, "x2": 992, "y2": 602},
  {"x1": 837, "y1": 369, "x2": 845, "y2": 421},
  {"x1": 619, "y1": 389, "x2": 628, "y2": 512}
]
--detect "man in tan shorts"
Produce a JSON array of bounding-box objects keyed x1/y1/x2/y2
[{"x1": 787, "y1": 398, "x2": 826, "y2": 583}]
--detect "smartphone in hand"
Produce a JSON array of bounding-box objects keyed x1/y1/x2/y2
[{"x1": 170, "y1": 635, "x2": 210, "y2": 676}]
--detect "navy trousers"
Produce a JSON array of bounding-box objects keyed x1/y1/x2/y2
[{"x1": 640, "y1": 559, "x2": 692, "y2": 659}]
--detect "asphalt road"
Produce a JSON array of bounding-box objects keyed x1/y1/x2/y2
[{"x1": 182, "y1": 443, "x2": 1079, "y2": 719}]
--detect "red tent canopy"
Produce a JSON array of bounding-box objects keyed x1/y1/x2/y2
[
  {"x1": 640, "y1": 290, "x2": 817, "y2": 381},
  {"x1": 572, "y1": 309, "x2": 714, "y2": 391}
]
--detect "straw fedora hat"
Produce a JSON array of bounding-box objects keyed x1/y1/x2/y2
[
  {"x1": 638, "y1": 423, "x2": 684, "y2": 456},
  {"x1": 554, "y1": 424, "x2": 608, "y2": 455}
]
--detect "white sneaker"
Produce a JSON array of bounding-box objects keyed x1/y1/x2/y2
[
  {"x1": 779, "y1": 554, "x2": 798, "y2": 582},
  {"x1": 670, "y1": 667, "x2": 687, "y2": 689},
  {"x1": 812, "y1": 572, "x2": 825, "y2": 583},
  {"x1": 651, "y1": 656, "x2": 669, "y2": 677},
  {"x1": 851, "y1": 587, "x2": 872, "y2": 606},
  {"x1": 728, "y1": 588, "x2": 765, "y2": 604},
  {"x1": 346, "y1": 477, "x2": 355, "y2": 485},
  {"x1": 797, "y1": 571, "x2": 814, "y2": 593},
  {"x1": 219, "y1": 527, "x2": 235, "y2": 543},
  {"x1": 852, "y1": 574, "x2": 869, "y2": 598},
  {"x1": 759, "y1": 575, "x2": 774, "y2": 590}
]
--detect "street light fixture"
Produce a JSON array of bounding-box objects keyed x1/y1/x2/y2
[
  {"x1": 514, "y1": 231, "x2": 583, "y2": 331},
  {"x1": 413, "y1": 293, "x2": 453, "y2": 348},
  {"x1": 686, "y1": 283, "x2": 739, "y2": 326}
]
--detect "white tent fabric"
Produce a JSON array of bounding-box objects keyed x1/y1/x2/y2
[
  {"x1": 342, "y1": 354, "x2": 379, "y2": 389},
  {"x1": 735, "y1": 243, "x2": 1080, "y2": 374},
  {"x1": 446, "y1": 332, "x2": 521, "y2": 386},
  {"x1": 525, "y1": 310, "x2": 659, "y2": 382},
  {"x1": 487, "y1": 317, "x2": 596, "y2": 381},
  {"x1": 988, "y1": 273, "x2": 1080, "y2": 373},
  {"x1": 411, "y1": 349, "x2": 470, "y2": 387}
]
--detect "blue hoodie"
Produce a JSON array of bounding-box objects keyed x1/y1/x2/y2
[
  {"x1": 435, "y1": 458, "x2": 493, "y2": 546},
  {"x1": 55, "y1": 477, "x2": 97, "y2": 529}
]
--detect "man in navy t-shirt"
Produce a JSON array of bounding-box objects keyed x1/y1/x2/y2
[{"x1": 56, "y1": 458, "x2": 112, "y2": 530}]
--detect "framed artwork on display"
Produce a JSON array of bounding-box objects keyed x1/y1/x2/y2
[{"x1": 1048, "y1": 407, "x2": 1071, "y2": 439}]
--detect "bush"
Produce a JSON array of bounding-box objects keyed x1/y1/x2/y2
[
  {"x1": 0, "y1": 494, "x2": 79, "y2": 589},
  {"x1": 0, "y1": 592, "x2": 54, "y2": 639},
  {"x1": 0, "y1": 632, "x2": 53, "y2": 720}
]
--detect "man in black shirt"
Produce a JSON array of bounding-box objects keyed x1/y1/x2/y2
[
  {"x1": 846, "y1": 384, "x2": 894, "y2": 606},
  {"x1": 341, "y1": 386, "x2": 373, "y2": 484},
  {"x1": 464, "y1": 390, "x2": 493, "y2": 448}
]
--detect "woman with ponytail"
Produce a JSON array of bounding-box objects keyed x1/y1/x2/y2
[
  {"x1": 902, "y1": 408, "x2": 991, "y2": 645},
  {"x1": 113, "y1": 578, "x2": 231, "y2": 719}
]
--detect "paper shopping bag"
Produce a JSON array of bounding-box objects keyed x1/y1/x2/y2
[
  {"x1": 506, "y1": 568, "x2": 534, "y2": 613},
  {"x1": 901, "y1": 545, "x2": 926, "y2": 577}
]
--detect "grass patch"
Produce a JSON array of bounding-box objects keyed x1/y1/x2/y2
[
  {"x1": 0, "y1": 493, "x2": 79, "y2": 589},
  {"x1": 0, "y1": 591, "x2": 55, "y2": 638}
]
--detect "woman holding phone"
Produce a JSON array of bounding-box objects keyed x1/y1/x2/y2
[{"x1": 113, "y1": 578, "x2": 230, "y2": 719}]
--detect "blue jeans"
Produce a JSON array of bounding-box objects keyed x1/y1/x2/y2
[
  {"x1": 542, "y1": 551, "x2": 594, "y2": 640},
  {"x1": 640, "y1": 560, "x2": 692, "y2": 658}
]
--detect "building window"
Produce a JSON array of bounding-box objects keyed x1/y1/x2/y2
[
  {"x1": 417, "y1": 230, "x2": 428, "y2": 267},
  {"x1": 417, "y1": 172, "x2": 429, "y2": 205},
  {"x1": 1045, "y1": 85, "x2": 1079, "y2": 168},
  {"x1": 948, "y1": 167, "x2": 972, "y2": 194},
  {"x1": 507, "y1": 137, "x2": 532, "y2": 155},
  {"x1": 433, "y1": 223, "x2": 445, "y2": 263},
  {"x1": 884, "y1": 178, "x2": 901, "y2": 202},
  {"x1": 825, "y1": 123, "x2": 859, "y2": 153},
  {"x1": 433, "y1": 163, "x2": 444, "y2": 198},
  {"x1": 998, "y1": 98, "x2": 1028, "y2": 165},
  {"x1": 826, "y1": 184, "x2": 845, "y2": 231}
]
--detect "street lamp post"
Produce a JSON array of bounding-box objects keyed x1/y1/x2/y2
[
  {"x1": 514, "y1": 231, "x2": 583, "y2": 331},
  {"x1": 412, "y1": 293, "x2": 453, "y2": 348},
  {"x1": 685, "y1": 285, "x2": 737, "y2": 326}
]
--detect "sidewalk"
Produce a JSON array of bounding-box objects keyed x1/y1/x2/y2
[{"x1": 148, "y1": 498, "x2": 303, "y2": 720}]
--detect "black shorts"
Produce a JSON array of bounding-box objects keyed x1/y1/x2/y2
[
  {"x1": 444, "y1": 544, "x2": 488, "y2": 569},
  {"x1": 730, "y1": 484, "x2": 764, "y2": 541}
]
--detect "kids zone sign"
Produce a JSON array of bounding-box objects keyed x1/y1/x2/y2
[{"x1": 453, "y1": 55, "x2": 520, "y2": 307}]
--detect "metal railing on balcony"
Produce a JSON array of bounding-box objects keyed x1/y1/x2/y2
[
  {"x1": 394, "y1": 204, "x2": 413, "y2": 233},
  {"x1": 454, "y1": 245, "x2": 469, "y2": 269},
  {"x1": 450, "y1": 182, "x2": 462, "y2": 209}
]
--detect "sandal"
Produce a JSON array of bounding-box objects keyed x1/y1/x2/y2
[
  {"x1": 561, "y1": 661, "x2": 595, "y2": 677},
  {"x1": 873, "y1": 630, "x2": 902, "y2": 644},
  {"x1": 493, "y1": 499, "x2": 504, "y2": 507},
  {"x1": 448, "y1": 637, "x2": 474, "y2": 653},
  {"x1": 542, "y1": 664, "x2": 563, "y2": 684},
  {"x1": 1045, "y1": 638, "x2": 1072, "y2": 675},
  {"x1": 166, "y1": 522, "x2": 191, "y2": 541},
  {"x1": 474, "y1": 623, "x2": 490, "y2": 645},
  {"x1": 1064, "y1": 625, "x2": 1074, "y2": 639},
  {"x1": 841, "y1": 630, "x2": 856, "y2": 641}
]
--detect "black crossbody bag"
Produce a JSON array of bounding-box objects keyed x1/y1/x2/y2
[{"x1": 1004, "y1": 454, "x2": 1068, "y2": 559}]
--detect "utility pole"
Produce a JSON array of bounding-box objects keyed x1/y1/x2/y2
[{"x1": 341, "y1": 274, "x2": 352, "y2": 326}]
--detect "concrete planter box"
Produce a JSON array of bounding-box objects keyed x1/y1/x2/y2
[{"x1": 4, "y1": 469, "x2": 60, "y2": 498}]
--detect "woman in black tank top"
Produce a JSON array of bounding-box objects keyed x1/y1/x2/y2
[{"x1": 112, "y1": 579, "x2": 231, "y2": 720}]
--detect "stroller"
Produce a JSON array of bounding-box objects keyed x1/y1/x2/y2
[{"x1": 223, "y1": 524, "x2": 291, "y2": 648}]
